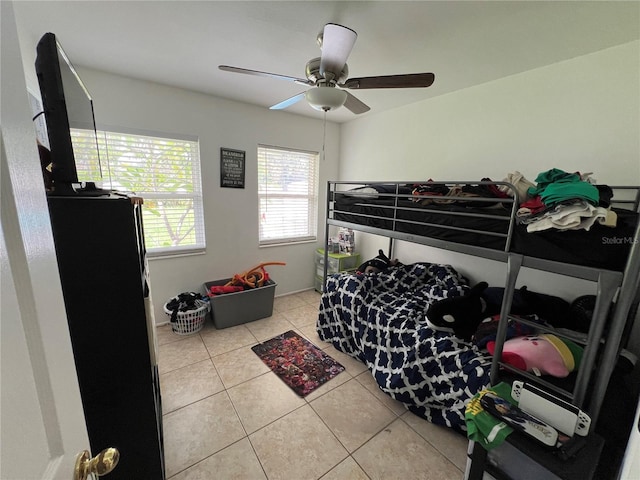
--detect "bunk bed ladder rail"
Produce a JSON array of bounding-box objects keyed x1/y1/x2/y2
[
  {"x1": 489, "y1": 253, "x2": 624, "y2": 415},
  {"x1": 488, "y1": 253, "x2": 523, "y2": 384},
  {"x1": 588, "y1": 217, "x2": 640, "y2": 423}
]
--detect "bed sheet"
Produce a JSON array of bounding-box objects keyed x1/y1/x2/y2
[{"x1": 316, "y1": 263, "x2": 492, "y2": 432}]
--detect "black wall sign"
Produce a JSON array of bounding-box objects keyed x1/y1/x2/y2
[{"x1": 220, "y1": 148, "x2": 245, "y2": 188}]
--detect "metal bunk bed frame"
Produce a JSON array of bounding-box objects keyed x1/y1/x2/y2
[{"x1": 322, "y1": 180, "x2": 640, "y2": 426}]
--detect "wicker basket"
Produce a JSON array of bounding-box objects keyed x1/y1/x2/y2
[{"x1": 164, "y1": 298, "x2": 209, "y2": 335}]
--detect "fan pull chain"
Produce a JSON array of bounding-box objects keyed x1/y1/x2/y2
[{"x1": 322, "y1": 110, "x2": 327, "y2": 162}]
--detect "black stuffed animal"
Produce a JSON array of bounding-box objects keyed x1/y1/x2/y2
[
  {"x1": 481, "y1": 286, "x2": 571, "y2": 329},
  {"x1": 357, "y1": 249, "x2": 400, "y2": 274},
  {"x1": 426, "y1": 282, "x2": 491, "y2": 340}
]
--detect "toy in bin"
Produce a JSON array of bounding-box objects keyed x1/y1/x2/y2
[
  {"x1": 204, "y1": 262, "x2": 284, "y2": 329},
  {"x1": 207, "y1": 262, "x2": 285, "y2": 296}
]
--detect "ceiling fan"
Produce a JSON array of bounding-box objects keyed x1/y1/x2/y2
[{"x1": 219, "y1": 23, "x2": 435, "y2": 114}]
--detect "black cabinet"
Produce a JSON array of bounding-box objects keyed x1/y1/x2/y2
[
  {"x1": 465, "y1": 433, "x2": 604, "y2": 480},
  {"x1": 47, "y1": 193, "x2": 164, "y2": 480}
]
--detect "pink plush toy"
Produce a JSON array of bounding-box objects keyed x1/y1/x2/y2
[{"x1": 487, "y1": 334, "x2": 583, "y2": 378}]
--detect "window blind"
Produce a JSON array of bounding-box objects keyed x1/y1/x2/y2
[
  {"x1": 257, "y1": 145, "x2": 319, "y2": 245},
  {"x1": 72, "y1": 128, "x2": 205, "y2": 256}
]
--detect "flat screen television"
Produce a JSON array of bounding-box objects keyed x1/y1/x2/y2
[{"x1": 35, "y1": 32, "x2": 107, "y2": 195}]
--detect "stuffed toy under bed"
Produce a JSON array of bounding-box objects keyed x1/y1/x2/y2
[{"x1": 316, "y1": 262, "x2": 492, "y2": 432}]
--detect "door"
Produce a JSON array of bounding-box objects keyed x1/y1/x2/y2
[{"x1": 1, "y1": 2, "x2": 94, "y2": 477}]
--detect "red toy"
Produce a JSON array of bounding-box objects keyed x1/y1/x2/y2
[
  {"x1": 225, "y1": 262, "x2": 286, "y2": 289},
  {"x1": 208, "y1": 285, "x2": 244, "y2": 296}
]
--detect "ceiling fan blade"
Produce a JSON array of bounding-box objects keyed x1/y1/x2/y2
[
  {"x1": 219, "y1": 65, "x2": 313, "y2": 86},
  {"x1": 343, "y1": 92, "x2": 370, "y2": 114},
  {"x1": 341, "y1": 73, "x2": 435, "y2": 90},
  {"x1": 319, "y1": 23, "x2": 357, "y2": 80},
  {"x1": 269, "y1": 92, "x2": 306, "y2": 110}
]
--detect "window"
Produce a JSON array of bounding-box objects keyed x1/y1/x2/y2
[
  {"x1": 72, "y1": 128, "x2": 205, "y2": 256},
  {"x1": 257, "y1": 145, "x2": 319, "y2": 245}
]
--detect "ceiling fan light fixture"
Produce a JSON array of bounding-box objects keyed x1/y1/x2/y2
[
  {"x1": 305, "y1": 87, "x2": 347, "y2": 112},
  {"x1": 220, "y1": 23, "x2": 434, "y2": 116}
]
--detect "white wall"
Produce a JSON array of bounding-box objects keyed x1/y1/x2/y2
[
  {"x1": 339, "y1": 40, "x2": 640, "y2": 296},
  {"x1": 340, "y1": 41, "x2": 639, "y2": 185}
]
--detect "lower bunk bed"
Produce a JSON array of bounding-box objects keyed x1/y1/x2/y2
[
  {"x1": 316, "y1": 175, "x2": 640, "y2": 477},
  {"x1": 317, "y1": 261, "x2": 490, "y2": 432}
]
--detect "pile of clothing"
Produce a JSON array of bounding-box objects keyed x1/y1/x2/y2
[
  {"x1": 165, "y1": 292, "x2": 208, "y2": 323},
  {"x1": 410, "y1": 179, "x2": 509, "y2": 208},
  {"x1": 512, "y1": 168, "x2": 617, "y2": 232}
]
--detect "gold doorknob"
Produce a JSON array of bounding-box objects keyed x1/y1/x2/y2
[{"x1": 74, "y1": 447, "x2": 120, "y2": 480}]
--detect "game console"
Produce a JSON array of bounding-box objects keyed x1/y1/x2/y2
[
  {"x1": 511, "y1": 381, "x2": 591, "y2": 437},
  {"x1": 480, "y1": 392, "x2": 559, "y2": 447}
]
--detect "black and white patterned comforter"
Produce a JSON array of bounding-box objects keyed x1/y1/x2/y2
[{"x1": 316, "y1": 263, "x2": 491, "y2": 431}]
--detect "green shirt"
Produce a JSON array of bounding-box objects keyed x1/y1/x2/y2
[
  {"x1": 527, "y1": 168, "x2": 599, "y2": 206},
  {"x1": 465, "y1": 382, "x2": 516, "y2": 450}
]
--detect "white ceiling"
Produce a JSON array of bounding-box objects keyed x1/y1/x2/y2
[{"x1": 13, "y1": 1, "x2": 640, "y2": 124}]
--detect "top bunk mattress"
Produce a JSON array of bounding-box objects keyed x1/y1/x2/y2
[{"x1": 330, "y1": 182, "x2": 639, "y2": 272}]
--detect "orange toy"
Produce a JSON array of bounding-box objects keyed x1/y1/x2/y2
[{"x1": 225, "y1": 262, "x2": 286, "y2": 288}]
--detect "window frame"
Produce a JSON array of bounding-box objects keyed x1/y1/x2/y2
[
  {"x1": 257, "y1": 144, "x2": 320, "y2": 247},
  {"x1": 87, "y1": 126, "x2": 206, "y2": 257}
]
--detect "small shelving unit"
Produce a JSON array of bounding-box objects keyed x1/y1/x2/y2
[{"x1": 315, "y1": 248, "x2": 360, "y2": 292}]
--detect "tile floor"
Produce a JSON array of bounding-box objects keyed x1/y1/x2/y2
[{"x1": 157, "y1": 289, "x2": 469, "y2": 479}]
